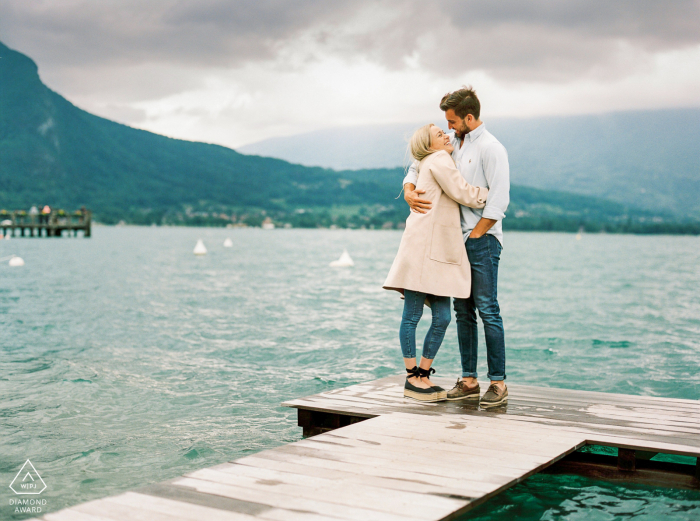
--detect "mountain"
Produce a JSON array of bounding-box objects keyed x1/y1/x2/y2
[
  {"x1": 0, "y1": 41, "x2": 395, "y2": 221},
  {"x1": 239, "y1": 110, "x2": 700, "y2": 218},
  {"x1": 0, "y1": 40, "x2": 693, "y2": 234}
]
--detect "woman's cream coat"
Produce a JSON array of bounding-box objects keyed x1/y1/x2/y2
[{"x1": 383, "y1": 150, "x2": 489, "y2": 299}]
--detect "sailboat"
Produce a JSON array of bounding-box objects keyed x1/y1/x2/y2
[
  {"x1": 223, "y1": 238, "x2": 233, "y2": 248},
  {"x1": 329, "y1": 249, "x2": 354, "y2": 267},
  {"x1": 193, "y1": 240, "x2": 207, "y2": 255}
]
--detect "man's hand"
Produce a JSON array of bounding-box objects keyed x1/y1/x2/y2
[
  {"x1": 469, "y1": 218, "x2": 497, "y2": 239},
  {"x1": 404, "y1": 183, "x2": 432, "y2": 214}
]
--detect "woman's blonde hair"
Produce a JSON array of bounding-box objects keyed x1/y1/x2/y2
[{"x1": 409, "y1": 124, "x2": 435, "y2": 162}]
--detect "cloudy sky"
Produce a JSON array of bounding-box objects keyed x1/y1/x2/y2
[{"x1": 2, "y1": 0, "x2": 700, "y2": 148}]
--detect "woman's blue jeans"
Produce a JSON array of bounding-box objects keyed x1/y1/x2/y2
[{"x1": 399, "y1": 290, "x2": 451, "y2": 360}]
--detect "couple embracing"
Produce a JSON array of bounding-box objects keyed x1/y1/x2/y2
[{"x1": 384, "y1": 86, "x2": 510, "y2": 408}]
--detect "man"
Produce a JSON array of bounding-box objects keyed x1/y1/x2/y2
[{"x1": 403, "y1": 86, "x2": 510, "y2": 407}]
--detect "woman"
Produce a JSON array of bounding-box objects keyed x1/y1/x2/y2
[{"x1": 384, "y1": 124, "x2": 488, "y2": 402}]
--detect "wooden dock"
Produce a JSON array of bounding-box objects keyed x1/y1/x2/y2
[
  {"x1": 36, "y1": 376, "x2": 699, "y2": 521},
  {"x1": 0, "y1": 209, "x2": 91, "y2": 238}
]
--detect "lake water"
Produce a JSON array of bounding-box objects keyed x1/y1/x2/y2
[{"x1": 1, "y1": 227, "x2": 699, "y2": 520}]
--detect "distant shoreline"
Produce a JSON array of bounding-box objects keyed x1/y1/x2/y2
[{"x1": 96, "y1": 222, "x2": 700, "y2": 236}]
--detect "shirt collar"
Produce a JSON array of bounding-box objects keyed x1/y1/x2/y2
[{"x1": 466, "y1": 122, "x2": 485, "y2": 142}]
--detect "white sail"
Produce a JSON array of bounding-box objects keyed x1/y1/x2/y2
[
  {"x1": 9, "y1": 256, "x2": 24, "y2": 267},
  {"x1": 193, "y1": 239, "x2": 207, "y2": 255},
  {"x1": 329, "y1": 249, "x2": 354, "y2": 267},
  {"x1": 223, "y1": 238, "x2": 233, "y2": 247}
]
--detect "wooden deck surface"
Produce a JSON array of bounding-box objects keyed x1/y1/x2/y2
[{"x1": 36, "y1": 376, "x2": 700, "y2": 521}]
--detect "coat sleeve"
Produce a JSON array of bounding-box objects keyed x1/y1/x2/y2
[{"x1": 429, "y1": 151, "x2": 488, "y2": 208}]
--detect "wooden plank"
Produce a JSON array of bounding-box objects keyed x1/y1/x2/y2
[
  {"x1": 321, "y1": 426, "x2": 584, "y2": 459},
  {"x1": 118, "y1": 488, "x2": 332, "y2": 521},
  {"x1": 322, "y1": 375, "x2": 700, "y2": 409},
  {"x1": 136, "y1": 481, "x2": 273, "y2": 516},
  {"x1": 429, "y1": 416, "x2": 700, "y2": 446},
  {"x1": 454, "y1": 413, "x2": 700, "y2": 450},
  {"x1": 297, "y1": 390, "x2": 700, "y2": 431},
  {"x1": 577, "y1": 433, "x2": 700, "y2": 457},
  {"x1": 284, "y1": 438, "x2": 554, "y2": 473},
  {"x1": 371, "y1": 408, "x2": 700, "y2": 449},
  {"x1": 73, "y1": 498, "x2": 200, "y2": 521},
  {"x1": 322, "y1": 388, "x2": 700, "y2": 426},
  {"x1": 508, "y1": 396, "x2": 700, "y2": 418},
  {"x1": 507, "y1": 383, "x2": 700, "y2": 408},
  {"x1": 247, "y1": 445, "x2": 522, "y2": 488},
  {"x1": 299, "y1": 439, "x2": 569, "y2": 477},
  {"x1": 312, "y1": 424, "x2": 580, "y2": 460},
  {"x1": 259, "y1": 510, "x2": 341, "y2": 521},
  {"x1": 321, "y1": 380, "x2": 700, "y2": 420},
  {"x1": 229, "y1": 456, "x2": 494, "y2": 497},
  {"x1": 212, "y1": 462, "x2": 485, "y2": 505},
  {"x1": 44, "y1": 509, "x2": 116, "y2": 521},
  {"x1": 184, "y1": 466, "x2": 467, "y2": 519},
  {"x1": 174, "y1": 476, "x2": 433, "y2": 521},
  {"x1": 106, "y1": 492, "x2": 261, "y2": 521}
]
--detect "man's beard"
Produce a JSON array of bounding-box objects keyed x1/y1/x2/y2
[{"x1": 454, "y1": 122, "x2": 469, "y2": 139}]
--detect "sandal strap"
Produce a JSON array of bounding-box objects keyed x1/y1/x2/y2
[
  {"x1": 418, "y1": 367, "x2": 436, "y2": 378},
  {"x1": 406, "y1": 366, "x2": 420, "y2": 379}
]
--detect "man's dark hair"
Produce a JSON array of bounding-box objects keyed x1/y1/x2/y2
[{"x1": 439, "y1": 86, "x2": 480, "y2": 120}]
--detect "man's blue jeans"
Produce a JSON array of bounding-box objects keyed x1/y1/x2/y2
[
  {"x1": 400, "y1": 290, "x2": 451, "y2": 360},
  {"x1": 454, "y1": 234, "x2": 506, "y2": 381}
]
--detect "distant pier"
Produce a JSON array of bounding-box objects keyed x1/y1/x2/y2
[
  {"x1": 33, "y1": 377, "x2": 699, "y2": 520},
  {"x1": 0, "y1": 209, "x2": 91, "y2": 238}
]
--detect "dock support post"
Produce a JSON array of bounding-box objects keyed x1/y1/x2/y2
[
  {"x1": 696, "y1": 458, "x2": 699, "y2": 480},
  {"x1": 618, "y1": 449, "x2": 636, "y2": 471},
  {"x1": 85, "y1": 211, "x2": 92, "y2": 237}
]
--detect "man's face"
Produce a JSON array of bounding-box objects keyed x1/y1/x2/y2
[{"x1": 444, "y1": 109, "x2": 469, "y2": 139}]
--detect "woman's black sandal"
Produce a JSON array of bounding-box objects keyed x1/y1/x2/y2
[
  {"x1": 404, "y1": 367, "x2": 441, "y2": 402},
  {"x1": 419, "y1": 367, "x2": 447, "y2": 400}
]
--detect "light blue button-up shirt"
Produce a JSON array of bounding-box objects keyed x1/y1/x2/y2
[{"x1": 404, "y1": 123, "x2": 510, "y2": 245}]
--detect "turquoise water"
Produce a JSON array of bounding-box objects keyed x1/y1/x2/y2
[{"x1": 1, "y1": 227, "x2": 699, "y2": 520}]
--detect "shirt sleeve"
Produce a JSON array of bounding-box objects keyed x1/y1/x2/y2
[
  {"x1": 481, "y1": 142, "x2": 510, "y2": 221},
  {"x1": 402, "y1": 160, "x2": 419, "y2": 187}
]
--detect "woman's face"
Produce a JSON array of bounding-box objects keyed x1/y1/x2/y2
[{"x1": 429, "y1": 126, "x2": 454, "y2": 154}]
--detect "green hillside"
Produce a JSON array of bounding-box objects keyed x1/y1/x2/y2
[
  {"x1": 0, "y1": 41, "x2": 393, "y2": 219},
  {"x1": 0, "y1": 41, "x2": 695, "y2": 234}
]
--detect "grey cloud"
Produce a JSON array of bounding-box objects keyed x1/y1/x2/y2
[
  {"x1": 0, "y1": 1, "x2": 356, "y2": 67},
  {"x1": 325, "y1": 0, "x2": 700, "y2": 81},
  {"x1": 1, "y1": 0, "x2": 699, "y2": 86},
  {"x1": 446, "y1": 0, "x2": 700, "y2": 45}
]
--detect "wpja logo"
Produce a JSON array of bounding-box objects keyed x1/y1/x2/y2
[
  {"x1": 8, "y1": 460, "x2": 48, "y2": 515},
  {"x1": 9, "y1": 460, "x2": 47, "y2": 495}
]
